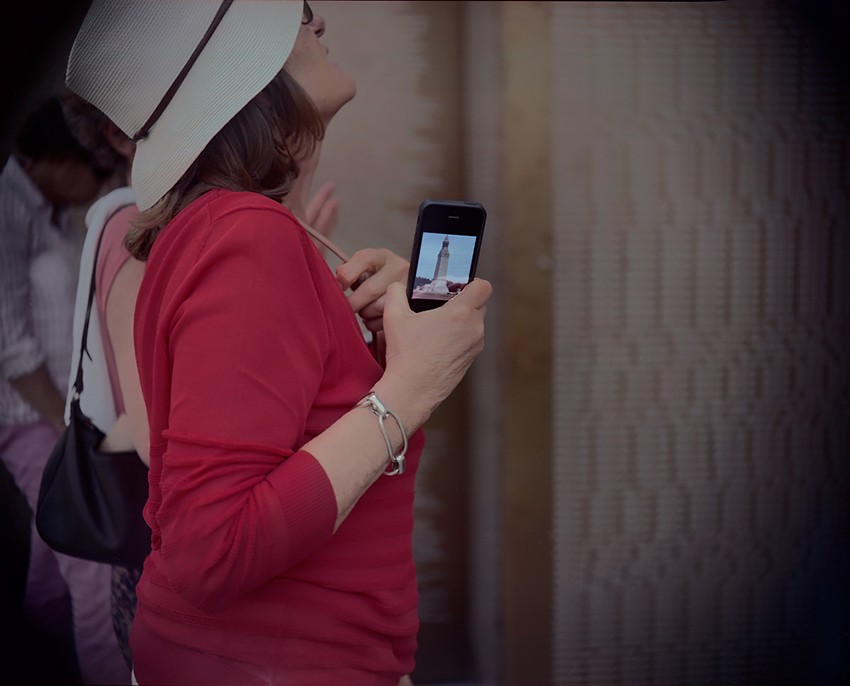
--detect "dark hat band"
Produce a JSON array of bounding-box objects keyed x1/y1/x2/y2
[{"x1": 132, "y1": 0, "x2": 234, "y2": 142}]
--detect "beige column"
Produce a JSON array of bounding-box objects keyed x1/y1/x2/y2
[{"x1": 501, "y1": 3, "x2": 554, "y2": 685}]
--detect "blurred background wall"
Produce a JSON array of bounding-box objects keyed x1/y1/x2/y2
[
  {"x1": 550, "y1": 2, "x2": 850, "y2": 685},
  {"x1": 2, "y1": 2, "x2": 848, "y2": 685}
]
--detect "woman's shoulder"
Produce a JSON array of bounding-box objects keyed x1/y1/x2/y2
[
  {"x1": 139, "y1": 189, "x2": 333, "y2": 336},
  {"x1": 183, "y1": 189, "x2": 308, "y2": 252},
  {"x1": 150, "y1": 190, "x2": 307, "y2": 264},
  {"x1": 209, "y1": 190, "x2": 314, "y2": 260},
  {"x1": 206, "y1": 189, "x2": 300, "y2": 227},
  {"x1": 147, "y1": 189, "x2": 323, "y2": 294}
]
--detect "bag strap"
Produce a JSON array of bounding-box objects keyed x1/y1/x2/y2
[
  {"x1": 300, "y1": 221, "x2": 350, "y2": 263},
  {"x1": 298, "y1": 220, "x2": 389, "y2": 365},
  {"x1": 72, "y1": 203, "x2": 135, "y2": 398}
]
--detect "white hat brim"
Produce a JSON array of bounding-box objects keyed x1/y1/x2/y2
[{"x1": 67, "y1": 0, "x2": 304, "y2": 211}]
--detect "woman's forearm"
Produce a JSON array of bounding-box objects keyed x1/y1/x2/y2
[
  {"x1": 302, "y1": 374, "x2": 431, "y2": 531},
  {"x1": 9, "y1": 365, "x2": 66, "y2": 433}
]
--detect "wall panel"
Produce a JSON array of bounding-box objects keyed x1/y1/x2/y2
[{"x1": 552, "y1": 2, "x2": 850, "y2": 684}]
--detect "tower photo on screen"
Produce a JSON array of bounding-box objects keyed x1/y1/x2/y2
[{"x1": 411, "y1": 232, "x2": 477, "y2": 301}]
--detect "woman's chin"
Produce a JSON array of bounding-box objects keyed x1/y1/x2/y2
[
  {"x1": 342, "y1": 80, "x2": 357, "y2": 107},
  {"x1": 323, "y1": 79, "x2": 357, "y2": 123},
  {"x1": 336, "y1": 68, "x2": 357, "y2": 106}
]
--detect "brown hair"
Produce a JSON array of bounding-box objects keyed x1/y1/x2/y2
[
  {"x1": 125, "y1": 69, "x2": 324, "y2": 260},
  {"x1": 59, "y1": 90, "x2": 128, "y2": 179},
  {"x1": 17, "y1": 95, "x2": 114, "y2": 179}
]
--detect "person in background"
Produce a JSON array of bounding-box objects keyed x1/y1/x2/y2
[
  {"x1": 60, "y1": 89, "x2": 343, "y2": 672},
  {"x1": 0, "y1": 96, "x2": 129, "y2": 683},
  {"x1": 61, "y1": 90, "x2": 147, "y2": 676}
]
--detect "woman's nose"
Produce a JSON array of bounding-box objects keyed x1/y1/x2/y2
[{"x1": 310, "y1": 12, "x2": 325, "y2": 38}]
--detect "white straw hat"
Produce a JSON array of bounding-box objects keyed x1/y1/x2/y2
[{"x1": 66, "y1": 0, "x2": 304, "y2": 211}]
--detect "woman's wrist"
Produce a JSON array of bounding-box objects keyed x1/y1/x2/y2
[
  {"x1": 355, "y1": 393, "x2": 408, "y2": 475},
  {"x1": 370, "y1": 373, "x2": 434, "y2": 439}
]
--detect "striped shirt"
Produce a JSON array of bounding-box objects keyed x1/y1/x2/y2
[{"x1": 0, "y1": 156, "x2": 81, "y2": 425}]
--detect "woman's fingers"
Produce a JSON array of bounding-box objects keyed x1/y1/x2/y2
[
  {"x1": 336, "y1": 248, "x2": 380, "y2": 291},
  {"x1": 359, "y1": 294, "x2": 387, "y2": 326},
  {"x1": 380, "y1": 279, "x2": 492, "y2": 413},
  {"x1": 313, "y1": 195, "x2": 339, "y2": 239},
  {"x1": 363, "y1": 316, "x2": 384, "y2": 334},
  {"x1": 335, "y1": 250, "x2": 365, "y2": 291},
  {"x1": 337, "y1": 249, "x2": 409, "y2": 314},
  {"x1": 443, "y1": 278, "x2": 492, "y2": 312},
  {"x1": 305, "y1": 181, "x2": 339, "y2": 238},
  {"x1": 381, "y1": 281, "x2": 412, "y2": 320}
]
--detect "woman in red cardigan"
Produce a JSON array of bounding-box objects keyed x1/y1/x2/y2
[{"x1": 66, "y1": 2, "x2": 491, "y2": 685}]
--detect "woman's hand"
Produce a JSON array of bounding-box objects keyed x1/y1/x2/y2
[
  {"x1": 305, "y1": 278, "x2": 491, "y2": 531},
  {"x1": 336, "y1": 248, "x2": 409, "y2": 332},
  {"x1": 305, "y1": 181, "x2": 339, "y2": 239},
  {"x1": 375, "y1": 279, "x2": 492, "y2": 428}
]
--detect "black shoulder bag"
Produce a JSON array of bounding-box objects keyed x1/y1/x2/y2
[{"x1": 36, "y1": 206, "x2": 151, "y2": 569}]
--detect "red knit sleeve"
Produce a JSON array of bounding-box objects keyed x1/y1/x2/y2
[{"x1": 154, "y1": 205, "x2": 338, "y2": 614}]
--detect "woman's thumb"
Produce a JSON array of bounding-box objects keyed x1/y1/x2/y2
[{"x1": 383, "y1": 282, "x2": 411, "y2": 317}]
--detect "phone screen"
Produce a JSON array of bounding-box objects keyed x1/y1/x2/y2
[
  {"x1": 407, "y1": 200, "x2": 486, "y2": 311},
  {"x1": 411, "y1": 232, "x2": 478, "y2": 303}
]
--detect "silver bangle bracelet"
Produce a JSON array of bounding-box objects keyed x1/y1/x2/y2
[{"x1": 356, "y1": 392, "x2": 408, "y2": 476}]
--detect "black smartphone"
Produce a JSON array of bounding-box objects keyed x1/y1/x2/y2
[{"x1": 406, "y1": 199, "x2": 487, "y2": 312}]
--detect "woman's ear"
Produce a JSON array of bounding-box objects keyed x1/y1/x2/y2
[{"x1": 102, "y1": 119, "x2": 136, "y2": 162}]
